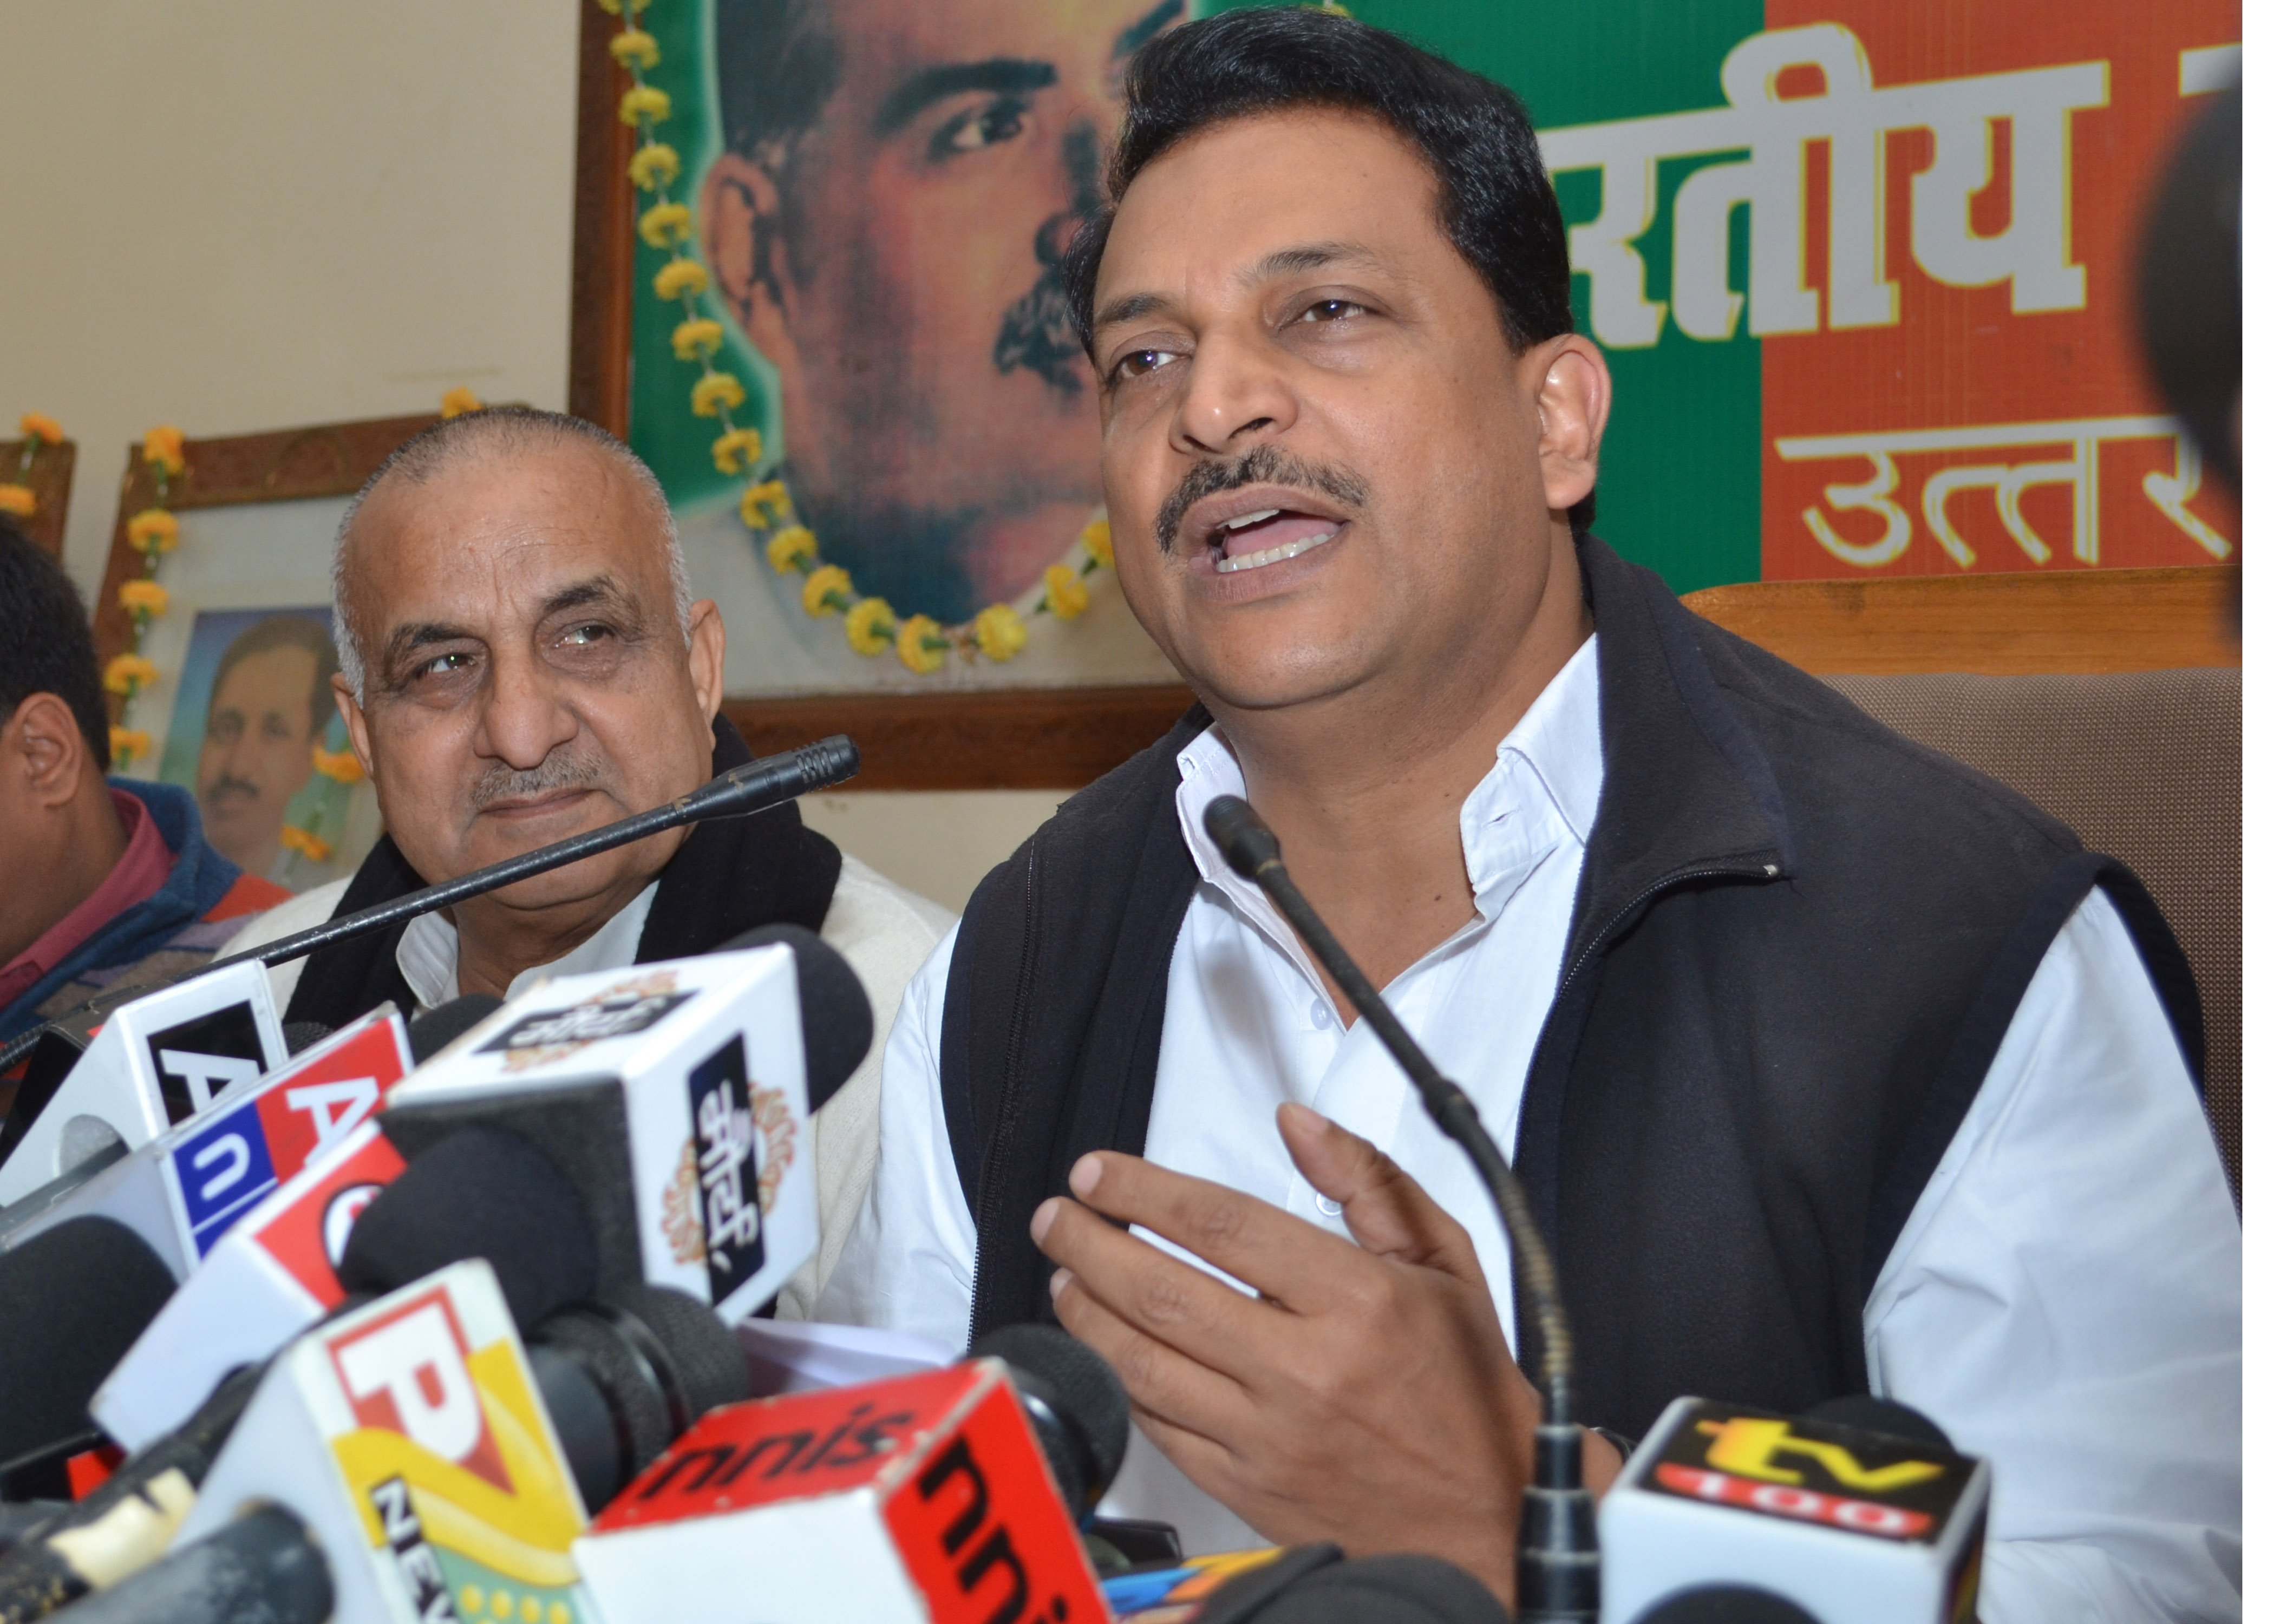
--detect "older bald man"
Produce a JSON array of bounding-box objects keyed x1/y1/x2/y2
[{"x1": 222, "y1": 407, "x2": 950, "y2": 1314}]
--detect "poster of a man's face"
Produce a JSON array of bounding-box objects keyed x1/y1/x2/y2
[
  {"x1": 704, "y1": 0, "x2": 1186, "y2": 625},
  {"x1": 195, "y1": 616, "x2": 336, "y2": 878}
]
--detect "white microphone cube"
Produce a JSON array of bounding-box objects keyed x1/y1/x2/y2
[{"x1": 1599, "y1": 1398, "x2": 1989, "y2": 1624}]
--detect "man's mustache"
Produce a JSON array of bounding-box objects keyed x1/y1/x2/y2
[
  {"x1": 202, "y1": 776, "x2": 262, "y2": 806},
  {"x1": 468, "y1": 750, "x2": 608, "y2": 815},
  {"x1": 1153, "y1": 446, "x2": 1372, "y2": 555},
  {"x1": 994, "y1": 263, "x2": 1088, "y2": 396}
]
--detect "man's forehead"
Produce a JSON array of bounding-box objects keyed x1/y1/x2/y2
[{"x1": 829, "y1": 0, "x2": 1176, "y2": 91}]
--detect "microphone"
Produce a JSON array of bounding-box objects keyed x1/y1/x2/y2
[
  {"x1": 714, "y1": 924, "x2": 875, "y2": 1114},
  {"x1": 970, "y1": 1322, "x2": 1129, "y2": 1521},
  {"x1": 1166, "y1": 1546, "x2": 1511, "y2": 1624},
  {"x1": 0, "y1": 1218, "x2": 178, "y2": 1472},
  {"x1": 404, "y1": 994, "x2": 504, "y2": 1065},
  {"x1": 1203, "y1": 795, "x2": 1595, "y2": 1621},
  {"x1": 380, "y1": 937, "x2": 854, "y2": 1323},
  {"x1": 1596, "y1": 1396, "x2": 1988, "y2": 1624},
  {"x1": 19, "y1": 1504, "x2": 331, "y2": 1624},
  {"x1": 0, "y1": 959, "x2": 287, "y2": 1204},
  {"x1": 0, "y1": 735, "x2": 862, "y2": 1081},
  {"x1": 571, "y1": 1326, "x2": 1127, "y2": 1624}
]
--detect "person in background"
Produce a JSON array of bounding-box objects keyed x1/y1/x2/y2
[
  {"x1": 0, "y1": 519, "x2": 287, "y2": 1047},
  {"x1": 194, "y1": 614, "x2": 338, "y2": 886}
]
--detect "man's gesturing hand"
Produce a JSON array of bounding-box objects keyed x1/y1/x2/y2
[{"x1": 1031, "y1": 1103, "x2": 1617, "y2": 1607}]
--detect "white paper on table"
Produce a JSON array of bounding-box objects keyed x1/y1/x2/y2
[{"x1": 736, "y1": 1318, "x2": 955, "y2": 1397}]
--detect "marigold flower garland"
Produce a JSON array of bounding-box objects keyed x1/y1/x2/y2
[
  {"x1": 593, "y1": 0, "x2": 1115, "y2": 672},
  {"x1": 100, "y1": 424, "x2": 189, "y2": 771},
  {"x1": 0, "y1": 412, "x2": 63, "y2": 518}
]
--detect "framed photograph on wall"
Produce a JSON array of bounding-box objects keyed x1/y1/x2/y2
[
  {"x1": 569, "y1": 0, "x2": 2239, "y2": 795},
  {"x1": 93, "y1": 414, "x2": 438, "y2": 894}
]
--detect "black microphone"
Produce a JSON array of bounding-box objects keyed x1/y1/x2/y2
[
  {"x1": 970, "y1": 1322, "x2": 1131, "y2": 1519},
  {"x1": 0, "y1": 735, "x2": 862, "y2": 1076},
  {"x1": 1203, "y1": 795, "x2": 1596, "y2": 1621},
  {"x1": 403, "y1": 994, "x2": 504, "y2": 1064},
  {"x1": 714, "y1": 924, "x2": 875, "y2": 1112},
  {"x1": 1189, "y1": 1546, "x2": 1511, "y2": 1624},
  {"x1": 0, "y1": 1217, "x2": 179, "y2": 1476},
  {"x1": 1630, "y1": 1589, "x2": 1820, "y2": 1624},
  {"x1": 19, "y1": 1504, "x2": 331, "y2": 1624}
]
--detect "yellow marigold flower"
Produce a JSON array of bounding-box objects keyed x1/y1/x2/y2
[
  {"x1": 653, "y1": 257, "x2": 708, "y2": 302},
  {"x1": 126, "y1": 508, "x2": 180, "y2": 554},
  {"x1": 594, "y1": 0, "x2": 650, "y2": 14},
  {"x1": 311, "y1": 744, "x2": 365, "y2": 784},
  {"x1": 619, "y1": 84, "x2": 671, "y2": 127},
  {"x1": 118, "y1": 580, "x2": 169, "y2": 618},
  {"x1": 609, "y1": 28, "x2": 660, "y2": 69},
  {"x1": 801, "y1": 564, "x2": 852, "y2": 617},
  {"x1": 1080, "y1": 516, "x2": 1114, "y2": 568},
  {"x1": 1042, "y1": 562, "x2": 1089, "y2": 620},
  {"x1": 629, "y1": 141, "x2": 681, "y2": 192},
  {"x1": 109, "y1": 727, "x2": 149, "y2": 769},
  {"x1": 141, "y1": 425, "x2": 185, "y2": 476},
  {"x1": 0, "y1": 484, "x2": 33, "y2": 518},
  {"x1": 104, "y1": 652, "x2": 159, "y2": 696},
  {"x1": 845, "y1": 597, "x2": 897, "y2": 657},
  {"x1": 278, "y1": 826, "x2": 332, "y2": 863},
  {"x1": 972, "y1": 603, "x2": 1029, "y2": 662},
  {"x1": 711, "y1": 427, "x2": 763, "y2": 476},
  {"x1": 638, "y1": 199, "x2": 691, "y2": 248},
  {"x1": 439, "y1": 386, "x2": 483, "y2": 418},
  {"x1": 764, "y1": 522, "x2": 816, "y2": 571},
  {"x1": 672, "y1": 317, "x2": 725, "y2": 362},
  {"x1": 690, "y1": 372, "x2": 746, "y2": 418},
  {"x1": 18, "y1": 412, "x2": 63, "y2": 444},
  {"x1": 744, "y1": 480, "x2": 792, "y2": 525},
  {"x1": 896, "y1": 614, "x2": 946, "y2": 675}
]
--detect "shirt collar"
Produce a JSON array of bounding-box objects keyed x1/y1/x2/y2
[
  {"x1": 1173, "y1": 636, "x2": 1603, "y2": 952},
  {"x1": 396, "y1": 881, "x2": 660, "y2": 1013}
]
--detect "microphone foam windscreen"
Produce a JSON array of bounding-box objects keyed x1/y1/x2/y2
[
  {"x1": 613, "y1": 1282, "x2": 751, "y2": 1418},
  {"x1": 0, "y1": 1216, "x2": 178, "y2": 1464},
  {"x1": 971, "y1": 1321, "x2": 1131, "y2": 1499},
  {"x1": 281, "y1": 1021, "x2": 333, "y2": 1057},
  {"x1": 1634, "y1": 1586, "x2": 1824, "y2": 1624},
  {"x1": 1802, "y1": 1394, "x2": 1952, "y2": 1451},
  {"x1": 715, "y1": 925, "x2": 873, "y2": 1111},
  {"x1": 407, "y1": 994, "x2": 506, "y2": 1066},
  {"x1": 1204, "y1": 1554, "x2": 1508, "y2": 1624},
  {"x1": 340, "y1": 1125, "x2": 597, "y2": 1329}
]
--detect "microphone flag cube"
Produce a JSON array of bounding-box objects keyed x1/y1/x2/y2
[
  {"x1": 384, "y1": 946, "x2": 818, "y2": 1322},
  {"x1": 172, "y1": 1258, "x2": 596, "y2": 1624},
  {"x1": 575, "y1": 1359, "x2": 1112, "y2": 1624},
  {"x1": 95, "y1": 1116, "x2": 409, "y2": 1451},
  {"x1": 1599, "y1": 1397, "x2": 1989, "y2": 1624}
]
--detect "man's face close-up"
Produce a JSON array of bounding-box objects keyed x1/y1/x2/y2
[
  {"x1": 711, "y1": 0, "x2": 1184, "y2": 620},
  {"x1": 336, "y1": 447, "x2": 723, "y2": 915},
  {"x1": 1092, "y1": 109, "x2": 1576, "y2": 715},
  {"x1": 197, "y1": 644, "x2": 321, "y2": 874}
]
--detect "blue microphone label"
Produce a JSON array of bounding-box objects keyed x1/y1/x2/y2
[
  {"x1": 685, "y1": 1034, "x2": 766, "y2": 1304},
  {"x1": 170, "y1": 1097, "x2": 281, "y2": 1255}
]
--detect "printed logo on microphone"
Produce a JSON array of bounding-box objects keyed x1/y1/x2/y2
[
  {"x1": 144, "y1": 1003, "x2": 266, "y2": 1116},
  {"x1": 662, "y1": 1037, "x2": 797, "y2": 1302},
  {"x1": 250, "y1": 1122, "x2": 406, "y2": 1307},
  {"x1": 478, "y1": 971, "x2": 695, "y2": 1070},
  {"x1": 329, "y1": 1287, "x2": 514, "y2": 1493},
  {"x1": 1635, "y1": 1402, "x2": 1969, "y2": 1544}
]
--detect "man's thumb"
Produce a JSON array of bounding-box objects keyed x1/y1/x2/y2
[{"x1": 1278, "y1": 1103, "x2": 1487, "y2": 1282}]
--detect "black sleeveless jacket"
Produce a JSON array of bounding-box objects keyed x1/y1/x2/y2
[
  {"x1": 940, "y1": 536, "x2": 2201, "y2": 1440},
  {"x1": 285, "y1": 718, "x2": 843, "y2": 1029}
]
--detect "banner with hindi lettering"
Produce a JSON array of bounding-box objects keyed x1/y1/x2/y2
[{"x1": 1361, "y1": 0, "x2": 2239, "y2": 590}]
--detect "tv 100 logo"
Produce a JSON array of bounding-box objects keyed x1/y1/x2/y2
[{"x1": 167, "y1": 1023, "x2": 403, "y2": 1255}]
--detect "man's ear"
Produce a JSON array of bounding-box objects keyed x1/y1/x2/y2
[
  {"x1": 704, "y1": 152, "x2": 799, "y2": 378},
  {"x1": 684, "y1": 599, "x2": 726, "y2": 723},
  {"x1": 1531, "y1": 335, "x2": 1612, "y2": 518},
  {"x1": 6, "y1": 693, "x2": 89, "y2": 808},
  {"x1": 332, "y1": 674, "x2": 376, "y2": 782}
]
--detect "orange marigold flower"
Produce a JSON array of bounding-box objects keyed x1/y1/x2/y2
[
  {"x1": 141, "y1": 425, "x2": 185, "y2": 476},
  {"x1": 0, "y1": 485, "x2": 34, "y2": 518},
  {"x1": 18, "y1": 412, "x2": 63, "y2": 444},
  {"x1": 104, "y1": 652, "x2": 159, "y2": 696},
  {"x1": 440, "y1": 387, "x2": 483, "y2": 418},
  {"x1": 896, "y1": 614, "x2": 946, "y2": 675},
  {"x1": 126, "y1": 509, "x2": 180, "y2": 554},
  {"x1": 972, "y1": 604, "x2": 1029, "y2": 662},
  {"x1": 109, "y1": 728, "x2": 150, "y2": 768},
  {"x1": 279, "y1": 826, "x2": 332, "y2": 863},
  {"x1": 311, "y1": 745, "x2": 365, "y2": 784},
  {"x1": 118, "y1": 580, "x2": 169, "y2": 618}
]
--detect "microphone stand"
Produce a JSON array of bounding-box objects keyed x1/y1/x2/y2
[
  {"x1": 1203, "y1": 795, "x2": 1597, "y2": 1623},
  {"x1": 0, "y1": 736, "x2": 860, "y2": 1077}
]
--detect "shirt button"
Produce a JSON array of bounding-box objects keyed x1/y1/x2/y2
[
  {"x1": 1316, "y1": 1193, "x2": 1343, "y2": 1218},
  {"x1": 1310, "y1": 999, "x2": 1332, "y2": 1029}
]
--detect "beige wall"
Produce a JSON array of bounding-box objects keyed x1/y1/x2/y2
[{"x1": 1, "y1": 0, "x2": 1055, "y2": 914}]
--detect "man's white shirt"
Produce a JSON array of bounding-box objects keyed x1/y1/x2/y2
[{"x1": 819, "y1": 636, "x2": 2240, "y2": 1622}]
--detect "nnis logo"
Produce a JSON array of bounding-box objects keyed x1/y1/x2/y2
[{"x1": 326, "y1": 1288, "x2": 511, "y2": 1492}]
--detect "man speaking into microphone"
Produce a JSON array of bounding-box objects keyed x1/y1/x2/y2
[
  {"x1": 220, "y1": 406, "x2": 951, "y2": 1313},
  {"x1": 820, "y1": 10, "x2": 2240, "y2": 1620}
]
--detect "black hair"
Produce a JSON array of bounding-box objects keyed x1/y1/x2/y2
[
  {"x1": 714, "y1": 0, "x2": 842, "y2": 161},
  {"x1": 0, "y1": 517, "x2": 110, "y2": 771},
  {"x1": 210, "y1": 615, "x2": 340, "y2": 739},
  {"x1": 1064, "y1": 6, "x2": 1593, "y2": 532}
]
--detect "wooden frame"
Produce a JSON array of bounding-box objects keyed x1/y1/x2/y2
[
  {"x1": 566, "y1": 10, "x2": 1193, "y2": 792},
  {"x1": 2, "y1": 435, "x2": 76, "y2": 558},
  {"x1": 94, "y1": 414, "x2": 439, "y2": 676},
  {"x1": 1679, "y1": 565, "x2": 2242, "y2": 676}
]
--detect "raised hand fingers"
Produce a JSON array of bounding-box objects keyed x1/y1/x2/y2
[
  {"x1": 1033, "y1": 1192, "x2": 1283, "y2": 1374},
  {"x1": 1045, "y1": 1261, "x2": 1254, "y2": 1440},
  {"x1": 1277, "y1": 1103, "x2": 1491, "y2": 1288}
]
